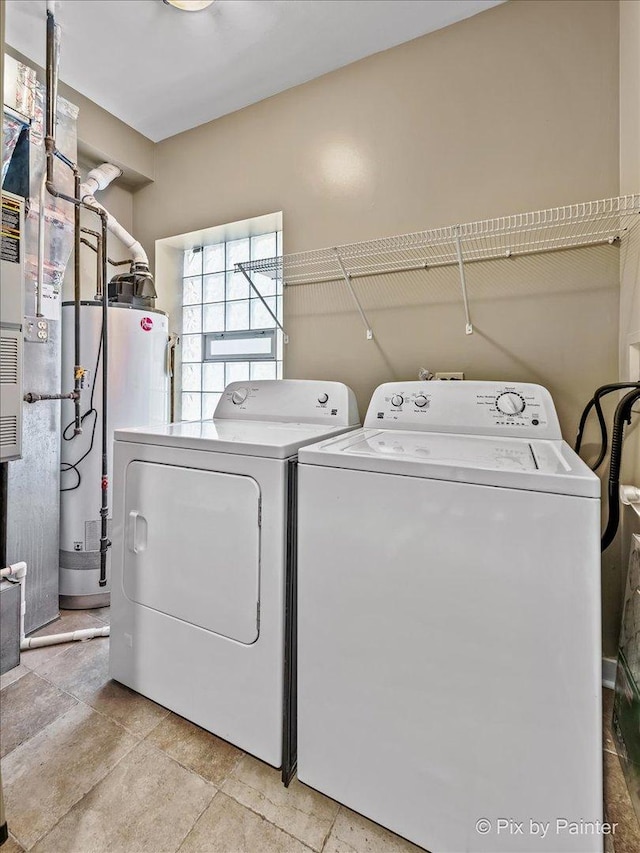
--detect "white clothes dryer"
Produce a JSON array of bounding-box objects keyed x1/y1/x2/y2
[
  {"x1": 297, "y1": 381, "x2": 602, "y2": 852},
  {"x1": 109, "y1": 380, "x2": 359, "y2": 780}
]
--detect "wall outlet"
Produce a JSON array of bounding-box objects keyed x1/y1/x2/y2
[
  {"x1": 435, "y1": 372, "x2": 464, "y2": 380},
  {"x1": 24, "y1": 316, "x2": 49, "y2": 343}
]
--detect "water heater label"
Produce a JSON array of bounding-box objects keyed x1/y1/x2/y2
[
  {"x1": 1, "y1": 196, "x2": 21, "y2": 263},
  {"x1": 140, "y1": 316, "x2": 153, "y2": 331}
]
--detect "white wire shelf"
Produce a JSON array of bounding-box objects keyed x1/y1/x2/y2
[
  {"x1": 236, "y1": 194, "x2": 640, "y2": 339},
  {"x1": 240, "y1": 195, "x2": 639, "y2": 284}
]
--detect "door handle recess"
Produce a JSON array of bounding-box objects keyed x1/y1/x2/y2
[{"x1": 127, "y1": 511, "x2": 148, "y2": 554}]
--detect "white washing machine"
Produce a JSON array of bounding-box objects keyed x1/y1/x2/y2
[
  {"x1": 109, "y1": 379, "x2": 359, "y2": 778},
  {"x1": 297, "y1": 381, "x2": 602, "y2": 853}
]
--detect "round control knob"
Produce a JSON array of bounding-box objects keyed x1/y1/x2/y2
[
  {"x1": 391, "y1": 395, "x2": 404, "y2": 407},
  {"x1": 231, "y1": 388, "x2": 248, "y2": 405},
  {"x1": 318, "y1": 393, "x2": 329, "y2": 405},
  {"x1": 414, "y1": 395, "x2": 428, "y2": 408},
  {"x1": 495, "y1": 392, "x2": 525, "y2": 415}
]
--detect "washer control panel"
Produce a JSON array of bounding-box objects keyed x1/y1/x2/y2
[
  {"x1": 214, "y1": 380, "x2": 360, "y2": 426},
  {"x1": 364, "y1": 381, "x2": 561, "y2": 439}
]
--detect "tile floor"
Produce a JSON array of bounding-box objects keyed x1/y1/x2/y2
[{"x1": 0, "y1": 608, "x2": 638, "y2": 853}]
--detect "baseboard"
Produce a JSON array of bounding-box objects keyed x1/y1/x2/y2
[{"x1": 602, "y1": 656, "x2": 617, "y2": 691}]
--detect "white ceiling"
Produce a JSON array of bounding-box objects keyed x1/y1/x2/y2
[{"x1": 6, "y1": 0, "x2": 503, "y2": 142}]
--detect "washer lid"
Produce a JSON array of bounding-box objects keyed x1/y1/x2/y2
[
  {"x1": 298, "y1": 429, "x2": 600, "y2": 497},
  {"x1": 114, "y1": 418, "x2": 359, "y2": 459}
]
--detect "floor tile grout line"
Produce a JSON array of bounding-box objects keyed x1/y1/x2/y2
[
  {"x1": 319, "y1": 799, "x2": 342, "y2": 853},
  {"x1": 175, "y1": 786, "x2": 221, "y2": 853},
  {"x1": 8, "y1": 647, "x2": 626, "y2": 852},
  {"x1": 8, "y1": 832, "x2": 24, "y2": 853},
  {"x1": 23, "y1": 647, "x2": 174, "y2": 742},
  {"x1": 18, "y1": 637, "x2": 105, "y2": 683},
  {"x1": 214, "y1": 789, "x2": 318, "y2": 852},
  {"x1": 1, "y1": 681, "x2": 150, "y2": 772},
  {"x1": 224, "y1": 769, "x2": 335, "y2": 823},
  {"x1": 219, "y1": 776, "x2": 331, "y2": 852},
  {"x1": 1, "y1": 661, "x2": 138, "y2": 755},
  {"x1": 76, "y1": 695, "x2": 170, "y2": 740},
  {"x1": 140, "y1": 731, "x2": 246, "y2": 789},
  {"x1": 0, "y1": 675, "x2": 81, "y2": 763},
  {"x1": 8, "y1": 666, "x2": 347, "y2": 852},
  {"x1": 20, "y1": 719, "x2": 142, "y2": 853},
  {"x1": 138, "y1": 736, "x2": 229, "y2": 789},
  {"x1": 0, "y1": 665, "x2": 32, "y2": 691},
  {"x1": 24, "y1": 635, "x2": 108, "y2": 672}
]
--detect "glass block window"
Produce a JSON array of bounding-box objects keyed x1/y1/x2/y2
[{"x1": 181, "y1": 231, "x2": 283, "y2": 421}]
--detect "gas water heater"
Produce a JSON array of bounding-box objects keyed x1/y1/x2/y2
[{"x1": 59, "y1": 302, "x2": 169, "y2": 608}]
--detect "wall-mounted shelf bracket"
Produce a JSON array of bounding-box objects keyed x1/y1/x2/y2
[
  {"x1": 237, "y1": 263, "x2": 289, "y2": 344},
  {"x1": 453, "y1": 228, "x2": 473, "y2": 335},
  {"x1": 333, "y1": 249, "x2": 374, "y2": 340}
]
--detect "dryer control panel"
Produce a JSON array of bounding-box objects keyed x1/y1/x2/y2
[
  {"x1": 214, "y1": 380, "x2": 360, "y2": 426},
  {"x1": 364, "y1": 381, "x2": 562, "y2": 439}
]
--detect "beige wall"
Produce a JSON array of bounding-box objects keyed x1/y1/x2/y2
[
  {"x1": 134, "y1": 0, "x2": 623, "y2": 652},
  {"x1": 617, "y1": 0, "x2": 640, "y2": 656},
  {"x1": 620, "y1": 1, "x2": 640, "y2": 197},
  {"x1": 619, "y1": 0, "x2": 640, "y2": 387}
]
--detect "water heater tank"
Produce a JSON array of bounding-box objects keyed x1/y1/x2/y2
[{"x1": 60, "y1": 302, "x2": 169, "y2": 608}]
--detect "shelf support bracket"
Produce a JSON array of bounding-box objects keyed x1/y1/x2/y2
[
  {"x1": 237, "y1": 263, "x2": 289, "y2": 344},
  {"x1": 454, "y1": 228, "x2": 473, "y2": 335},
  {"x1": 333, "y1": 249, "x2": 374, "y2": 340}
]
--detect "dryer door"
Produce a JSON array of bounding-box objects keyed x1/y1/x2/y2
[{"x1": 123, "y1": 461, "x2": 261, "y2": 644}]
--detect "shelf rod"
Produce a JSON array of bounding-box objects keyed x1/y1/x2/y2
[
  {"x1": 454, "y1": 228, "x2": 473, "y2": 335},
  {"x1": 237, "y1": 262, "x2": 289, "y2": 344},
  {"x1": 333, "y1": 249, "x2": 374, "y2": 340}
]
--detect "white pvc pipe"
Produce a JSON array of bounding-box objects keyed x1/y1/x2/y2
[
  {"x1": 79, "y1": 163, "x2": 149, "y2": 265},
  {"x1": 621, "y1": 484, "x2": 640, "y2": 519},
  {"x1": 1, "y1": 561, "x2": 110, "y2": 649},
  {"x1": 21, "y1": 626, "x2": 110, "y2": 650},
  {"x1": 1, "y1": 562, "x2": 27, "y2": 641},
  {"x1": 0, "y1": 562, "x2": 27, "y2": 579},
  {"x1": 81, "y1": 163, "x2": 122, "y2": 195}
]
